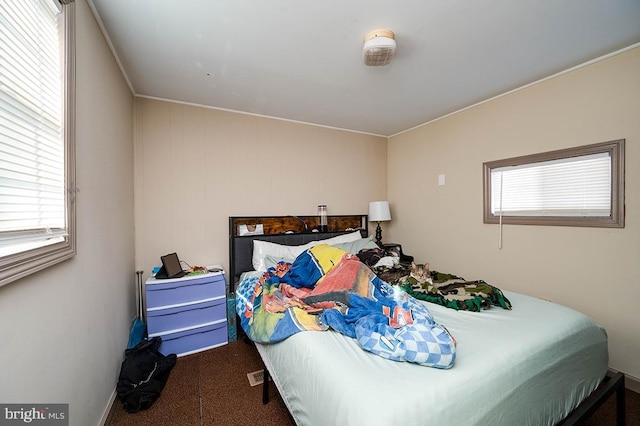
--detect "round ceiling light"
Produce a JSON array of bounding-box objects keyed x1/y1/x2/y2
[{"x1": 363, "y1": 29, "x2": 396, "y2": 66}]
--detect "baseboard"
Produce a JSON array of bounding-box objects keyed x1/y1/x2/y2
[
  {"x1": 608, "y1": 368, "x2": 640, "y2": 394},
  {"x1": 625, "y1": 373, "x2": 640, "y2": 393},
  {"x1": 98, "y1": 388, "x2": 117, "y2": 426}
]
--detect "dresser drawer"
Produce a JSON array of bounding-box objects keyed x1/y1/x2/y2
[
  {"x1": 158, "y1": 321, "x2": 227, "y2": 357},
  {"x1": 147, "y1": 297, "x2": 226, "y2": 335},
  {"x1": 146, "y1": 273, "x2": 225, "y2": 309}
]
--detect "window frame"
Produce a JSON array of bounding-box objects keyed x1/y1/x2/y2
[
  {"x1": 0, "y1": 1, "x2": 76, "y2": 287},
  {"x1": 483, "y1": 139, "x2": 625, "y2": 228}
]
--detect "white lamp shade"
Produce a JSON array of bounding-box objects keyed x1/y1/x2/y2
[{"x1": 369, "y1": 201, "x2": 391, "y2": 222}]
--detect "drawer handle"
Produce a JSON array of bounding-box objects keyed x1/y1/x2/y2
[
  {"x1": 152, "y1": 304, "x2": 222, "y2": 318},
  {"x1": 156, "y1": 280, "x2": 223, "y2": 291},
  {"x1": 162, "y1": 327, "x2": 222, "y2": 342}
]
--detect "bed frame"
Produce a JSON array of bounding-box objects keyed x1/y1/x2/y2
[
  {"x1": 229, "y1": 214, "x2": 368, "y2": 290},
  {"x1": 228, "y1": 215, "x2": 626, "y2": 425}
]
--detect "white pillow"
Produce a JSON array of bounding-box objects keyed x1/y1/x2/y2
[
  {"x1": 251, "y1": 231, "x2": 363, "y2": 272},
  {"x1": 320, "y1": 230, "x2": 363, "y2": 245},
  {"x1": 263, "y1": 254, "x2": 295, "y2": 270},
  {"x1": 331, "y1": 235, "x2": 379, "y2": 254},
  {"x1": 252, "y1": 240, "x2": 316, "y2": 272}
]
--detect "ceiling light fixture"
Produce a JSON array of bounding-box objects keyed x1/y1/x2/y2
[{"x1": 363, "y1": 29, "x2": 396, "y2": 66}]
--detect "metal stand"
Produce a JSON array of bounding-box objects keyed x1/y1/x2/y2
[
  {"x1": 557, "y1": 371, "x2": 625, "y2": 425},
  {"x1": 374, "y1": 221, "x2": 383, "y2": 246}
]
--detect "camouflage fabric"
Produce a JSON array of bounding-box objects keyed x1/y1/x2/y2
[{"x1": 373, "y1": 264, "x2": 512, "y2": 312}]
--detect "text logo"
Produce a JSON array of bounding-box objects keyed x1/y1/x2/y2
[{"x1": 0, "y1": 404, "x2": 68, "y2": 425}]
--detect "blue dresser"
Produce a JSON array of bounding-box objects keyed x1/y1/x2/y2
[{"x1": 145, "y1": 268, "x2": 228, "y2": 356}]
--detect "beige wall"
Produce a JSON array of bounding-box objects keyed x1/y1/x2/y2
[
  {"x1": 388, "y1": 47, "x2": 640, "y2": 380},
  {"x1": 134, "y1": 98, "x2": 387, "y2": 276},
  {"x1": 2, "y1": 3, "x2": 635, "y2": 422},
  {"x1": 0, "y1": 2, "x2": 135, "y2": 425}
]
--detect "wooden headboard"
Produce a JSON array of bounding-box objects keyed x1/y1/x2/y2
[{"x1": 228, "y1": 215, "x2": 368, "y2": 291}]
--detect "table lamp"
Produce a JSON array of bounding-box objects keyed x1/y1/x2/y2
[{"x1": 368, "y1": 201, "x2": 391, "y2": 246}]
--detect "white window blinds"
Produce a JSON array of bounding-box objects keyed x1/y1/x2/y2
[
  {"x1": 0, "y1": 0, "x2": 66, "y2": 256},
  {"x1": 490, "y1": 152, "x2": 612, "y2": 218}
]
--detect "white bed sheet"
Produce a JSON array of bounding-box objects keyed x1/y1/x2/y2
[{"x1": 254, "y1": 290, "x2": 608, "y2": 426}]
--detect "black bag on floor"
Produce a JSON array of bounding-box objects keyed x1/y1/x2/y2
[{"x1": 116, "y1": 337, "x2": 177, "y2": 413}]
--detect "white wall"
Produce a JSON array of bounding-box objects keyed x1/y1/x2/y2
[
  {"x1": 388, "y1": 47, "x2": 640, "y2": 381},
  {"x1": 0, "y1": 1, "x2": 135, "y2": 425}
]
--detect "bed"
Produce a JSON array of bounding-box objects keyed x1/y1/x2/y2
[{"x1": 229, "y1": 215, "x2": 625, "y2": 426}]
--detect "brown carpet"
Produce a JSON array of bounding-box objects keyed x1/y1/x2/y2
[
  {"x1": 105, "y1": 341, "x2": 638, "y2": 425},
  {"x1": 106, "y1": 341, "x2": 293, "y2": 426}
]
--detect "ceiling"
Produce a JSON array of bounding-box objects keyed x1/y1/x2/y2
[{"x1": 88, "y1": 1, "x2": 640, "y2": 137}]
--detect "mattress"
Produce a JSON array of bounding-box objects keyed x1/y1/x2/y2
[{"x1": 255, "y1": 290, "x2": 608, "y2": 426}]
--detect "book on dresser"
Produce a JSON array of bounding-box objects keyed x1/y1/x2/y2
[{"x1": 145, "y1": 267, "x2": 228, "y2": 357}]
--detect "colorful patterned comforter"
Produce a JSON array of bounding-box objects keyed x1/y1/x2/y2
[{"x1": 236, "y1": 244, "x2": 457, "y2": 368}]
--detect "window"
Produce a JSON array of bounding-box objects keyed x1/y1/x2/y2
[
  {"x1": 483, "y1": 140, "x2": 625, "y2": 228},
  {"x1": 0, "y1": 0, "x2": 76, "y2": 287}
]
